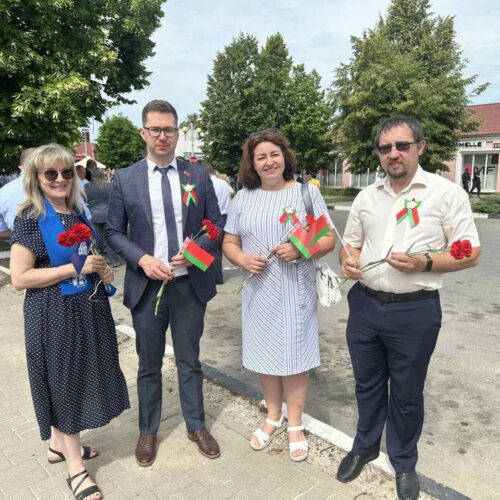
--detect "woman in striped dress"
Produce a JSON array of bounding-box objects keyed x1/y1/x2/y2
[{"x1": 223, "y1": 131, "x2": 335, "y2": 461}]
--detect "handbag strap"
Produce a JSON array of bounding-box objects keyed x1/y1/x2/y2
[{"x1": 301, "y1": 183, "x2": 314, "y2": 217}]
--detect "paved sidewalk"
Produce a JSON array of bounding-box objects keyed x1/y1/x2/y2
[{"x1": 0, "y1": 276, "x2": 430, "y2": 499}]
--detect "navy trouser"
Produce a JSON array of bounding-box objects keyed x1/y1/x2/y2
[
  {"x1": 346, "y1": 282, "x2": 442, "y2": 472},
  {"x1": 131, "y1": 277, "x2": 207, "y2": 434}
]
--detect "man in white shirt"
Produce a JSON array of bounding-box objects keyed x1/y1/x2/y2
[
  {"x1": 336, "y1": 116, "x2": 480, "y2": 500},
  {"x1": 0, "y1": 148, "x2": 37, "y2": 239},
  {"x1": 204, "y1": 163, "x2": 234, "y2": 284}
]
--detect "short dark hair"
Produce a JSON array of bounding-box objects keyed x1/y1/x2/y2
[
  {"x1": 142, "y1": 100, "x2": 178, "y2": 126},
  {"x1": 374, "y1": 115, "x2": 424, "y2": 148},
  {"x1": 239, "y1": 131, "x2": 296, "y2": 190}
]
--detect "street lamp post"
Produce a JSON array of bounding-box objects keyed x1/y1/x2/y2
[{"x1": 182, "y1": 123, "x2": 203, "y2": 158}]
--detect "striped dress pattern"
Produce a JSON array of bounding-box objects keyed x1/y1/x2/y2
[{"x1": 225, "y1": 183, "x2": 332, "y2": 376}]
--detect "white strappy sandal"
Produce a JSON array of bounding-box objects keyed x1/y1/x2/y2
[
  {"x1": 250, "y1": 415, "x2": 287, "y2": 451},
  {"x1": 287, "y1": 424, "x2": 308, "y2": 462}
]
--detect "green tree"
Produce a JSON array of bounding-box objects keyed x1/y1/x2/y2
[
  {"x1": 95, "y1": 115, "x2": 144, "y2": 170},
  {"x1": 200, "y1": 33, "x2": 331, "y2": 173},
  {"x1": 282, "y1": 65, "x2": 331, "y2": 172},
  {"x1": 200, "y1": 33, "x2": 260, "y2": 172},
  {"x1": 0, "y1": 0, "x2": 164, "y2": 171},
  {"x1": 329, "y1": 0, "x2": 488, "y2": 173}
]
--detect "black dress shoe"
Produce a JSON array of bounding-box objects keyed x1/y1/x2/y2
[
  {"x1": 396, "y1": 471, "x2": 420, "y2": 500},
  {"x1": 336, "y1": 450, "x2": 379, "y2": 483}
]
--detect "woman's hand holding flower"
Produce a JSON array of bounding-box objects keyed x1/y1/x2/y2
[
  {"x1": 241, "y1": 254, "x2": 268, "y2": 274},
  {"x1": 81, "y1": 255, "x2": 106, "y2": 275},
  {"x1": 98, "y1": 264, "x2": 114, "y2": 285},
  {"x1": 272, "y1": 243, "x2": 301, "y2": 262}
]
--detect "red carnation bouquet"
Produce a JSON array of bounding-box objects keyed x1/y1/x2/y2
[
  {"x1": 154, "y1": 219, "x2": 220, "y2": 315},
  {"x1": 57, "y1": 223, "x2": 116, "y2": 298},
  {"x1": 57, "y1": 223, "x2": 93, "y2": 248}
]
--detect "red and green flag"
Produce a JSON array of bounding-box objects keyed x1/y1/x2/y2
[
  {"x1": 289, "y1": 226, "x2": 320, "y2": 259},
  {"x1": 306, "y1": 215, "x2": 330, "y2": 247},
  {"x1": 182, "y1": 240, "x2": 215, "y2": 271}
]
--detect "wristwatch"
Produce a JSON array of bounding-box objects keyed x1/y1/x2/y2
[{"x1": 424, "y1": 253, "x2": 433, "y2": 272}]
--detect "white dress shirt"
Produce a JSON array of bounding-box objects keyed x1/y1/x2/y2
[
  {"x1": 210, "y1": 175, "x2": 234, "y2": 215},
  {"x1": 343, "y1": 166, "x2": 480, "y2": 293},
  {"x1": 146, "y1": 157, "x2": 187, "y2": 276}
]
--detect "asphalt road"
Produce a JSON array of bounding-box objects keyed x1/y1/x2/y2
[{"x1": 200, "y1": 211, "x2": 500, "y2": 500}]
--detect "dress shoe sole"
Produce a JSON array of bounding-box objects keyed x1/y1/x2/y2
[
  {"x1": 187, "y1": 433, "x2": 221, "y2": 459},
  {"x1": 336, "y1": 453, "x2": 379, "y2": 483}
]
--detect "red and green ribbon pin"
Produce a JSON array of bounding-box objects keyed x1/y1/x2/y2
[
  {"x1": 396, "y1": 198, "x2": 422, "y2": 227},
  {"x1": 279, "y1": 206, "x2": 299, "y2": 225},
  {"x1": 182, "y1": 184, "x2": 199, "y2": 206}
]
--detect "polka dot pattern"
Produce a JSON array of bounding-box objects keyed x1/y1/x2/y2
[{"x1": 11, "y1": 213, "x2": 130, "y2": 440}]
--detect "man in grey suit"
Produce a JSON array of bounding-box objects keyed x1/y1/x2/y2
[{"x1": 106, "y1": 100, "x2": 223, "y2": 466}]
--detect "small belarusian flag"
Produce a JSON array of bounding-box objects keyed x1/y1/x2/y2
[
  {"x1": 289, "y1": 226, "x2": 320, "y2": 259},
  {"x1": 306, "y1": 215, "x2": 330, "y2": 247},
  {"x1": 182, "y1": 239, "x2": 215, "y2": 271}
]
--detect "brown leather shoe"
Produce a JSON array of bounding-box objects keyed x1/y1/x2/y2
[
  {"x1": 187, "y1": 428, "x2": 221, "y2": 459},
  {"x1": 135, "y1": 433, "x2": 158, "y2": 467}
]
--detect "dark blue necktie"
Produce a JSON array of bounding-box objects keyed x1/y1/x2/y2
[{"x1": 155, "y1": 166, "x2": 180, "y2": 261}]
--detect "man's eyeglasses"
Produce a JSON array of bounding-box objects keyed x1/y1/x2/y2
[
  {"x1": 144, "y1": 127, "x2": 178, "y2": 138},
  {"x1": 249, "y1": 127, "x2": 279, "y2": 139},
  {"x1": 377, "y1": 141, "x2": 419, "y2": 155},
  {"x1": 42, "y1": 169, "x2": 74, "y2": 181}
]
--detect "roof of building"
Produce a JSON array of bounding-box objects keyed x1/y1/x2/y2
[{"x1": 463, "y1": 102, "x2": 500, "y2": 136}]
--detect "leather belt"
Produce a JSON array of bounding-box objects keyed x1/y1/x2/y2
[{"x1": 360, "y1": 283, "x2": 438, "y2": 303}]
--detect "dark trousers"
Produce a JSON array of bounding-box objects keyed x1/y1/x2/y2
[
  {"x1": 470, "y1": 179, "x2": 481, "y2": 196},
  {"x1": 131, "y1": 277, "x2": 207, "y2": 434},
  {"x1": 346, "y1": 282, "x2": 441, "y2": 472},
  {"x1": 93, "y1": 222, "x2": 119, "y2": 265},
  {"x1": 214, "y1": 214, "x2": 227, "y2": 285}
]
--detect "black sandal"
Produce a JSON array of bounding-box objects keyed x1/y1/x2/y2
[
  {"x1": 66, "y1": 469, "x2": 100, "y2": 500},
  {"x1": 48, "y1": 446, "x2": 98, "y2": 464}
]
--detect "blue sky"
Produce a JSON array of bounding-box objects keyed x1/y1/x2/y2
[{"x1": 100, "y1": 0, "x2": 500, "y2": 136}]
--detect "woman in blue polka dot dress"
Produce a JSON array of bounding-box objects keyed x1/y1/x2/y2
[{"x1": 10, "y1": 144, "x2": 130, "y2": 500}]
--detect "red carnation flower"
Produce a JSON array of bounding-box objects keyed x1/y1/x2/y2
[
  {"x1": 71, "y1": 223, "x2": 92, "y2": 243},
  {"x1": 57, "y1": 230, "x2": 77, "y2": 247},
  {"x1": 450, "y1": 240, "x2": 464, "y2": 260},
  {"x1": 202, "y1": 219, "x2": 219, "y2": 241},
  {"x1": 305, "y1": 215, "x2": 315, "y2": 228},
  {"x1": 461, "y1": 239, "x2": 472, "y2": 257}
]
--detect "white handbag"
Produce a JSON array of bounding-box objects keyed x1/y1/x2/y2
[{"x1": 314, "y1": 261, "x2": 342, "y2": 307}]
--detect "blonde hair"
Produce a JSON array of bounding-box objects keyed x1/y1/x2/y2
[{"x1": 17, "y1": 144, "x2": 83, "y2": 219}]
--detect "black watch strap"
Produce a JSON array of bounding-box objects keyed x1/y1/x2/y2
[{"x1": 424, "y1": 253, "x2": 433, "y2": 272}]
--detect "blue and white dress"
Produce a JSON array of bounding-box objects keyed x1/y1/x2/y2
[{"x1": 225, "y1": 183, "x2": 332, "y2": 376}]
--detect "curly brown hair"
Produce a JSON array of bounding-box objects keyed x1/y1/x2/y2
[{"x1": 239, "y1": 131, "x2": 296, "y2": 189}]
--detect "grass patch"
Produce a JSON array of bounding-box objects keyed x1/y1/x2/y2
[
  {"x1": 321, "y1": 186, "x2": 359, "y2": 206},
  {"x1": 0, "y1": 240, "x2": 10, "y2": 251},
  {"x1": 470, "y1": 194, "x2": 500, "y2": 214}
]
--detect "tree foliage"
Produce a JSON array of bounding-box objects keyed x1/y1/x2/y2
[
  {"x1": 95, "y1": 115, "x2": 144, "y2": 170},
  {"x1": 329, "y1": 0, "x2": 488, "y2": 173},
  {"x1": 0, "y1": 0, "x2": 164, "y2": 171},
  {"x1": 200, "y1": 33, "x2": 331, "y2": 173}
]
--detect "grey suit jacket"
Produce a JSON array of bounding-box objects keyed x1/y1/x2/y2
[
  {"x1": 105, "y1": 158, "x2": 223, "y2": 309},
  {"x1": 84, "y1": 183, "x2": 112, "y2": 224}
]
